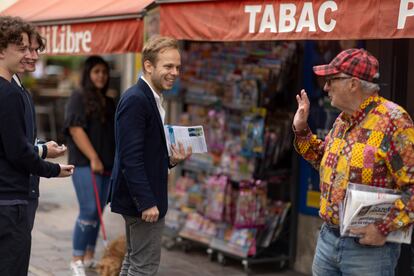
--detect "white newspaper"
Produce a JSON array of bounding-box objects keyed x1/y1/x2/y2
[
  {"x1": 340, "y1": 183, "x2": 413, "y2": 244},
  {"x1": 164, "y1": 125, "x2": 208, "y2": 156}
]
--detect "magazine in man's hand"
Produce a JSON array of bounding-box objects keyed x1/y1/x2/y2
[
  {"x1": 340, "y1": 183, "x2": 413, "y2": 244},
  {"x1": 164, "y1": 125, "x2": 208, "y2": 156}
]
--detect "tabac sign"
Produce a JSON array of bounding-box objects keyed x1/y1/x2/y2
[
  {"x1": 160, "y1": 0, "x2": 414, "y2": 41},
  {"x1": 244, "y1": 1, "x2": 338, "y2": 34}
]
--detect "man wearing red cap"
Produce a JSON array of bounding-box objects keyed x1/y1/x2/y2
[{"x1": 293, "y1": 48, "x2": 414, "y2": 275}]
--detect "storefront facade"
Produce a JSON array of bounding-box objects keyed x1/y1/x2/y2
[
  {"x1": 156, "y1": 0, "x2": 414, "y2": 274},
  {"x1": 2, "y1": 0, "x2": 414, "y2": 274}
]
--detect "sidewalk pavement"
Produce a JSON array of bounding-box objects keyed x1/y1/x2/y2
[{"x1": 29, "y1": 157, "x2": 306, "y2": 276}]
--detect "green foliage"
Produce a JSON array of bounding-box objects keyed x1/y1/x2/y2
[{"x1": 46, "y1": 56, "x2": 84, "y2": 70}]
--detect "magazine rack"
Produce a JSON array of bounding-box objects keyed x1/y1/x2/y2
[{"x1": 163, "y1": 40, "x2": 300, "y2": 274}]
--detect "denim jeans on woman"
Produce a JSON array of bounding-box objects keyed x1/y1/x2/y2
[
  {"x1": 313, "y1": 223, "x2": 401, "y2": 276},
  {"x1": 72, "y1": 166, "x2": 110, "y2": 256}
]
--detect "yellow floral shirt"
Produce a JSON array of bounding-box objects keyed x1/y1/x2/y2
[{"x1": 294, "y1": 95, "x2": 414, "y2": 235}]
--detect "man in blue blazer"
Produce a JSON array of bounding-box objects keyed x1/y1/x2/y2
[{"x1": 110, "y1": 36, "x2": 192, "y2": 275}]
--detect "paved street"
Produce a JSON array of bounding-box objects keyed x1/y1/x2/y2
[{"x1": 29, "y1": 157, "x2": 306, "y2": 276}]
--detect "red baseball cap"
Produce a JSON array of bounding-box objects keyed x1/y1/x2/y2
[{"x1": 313, "y1": 48, "x2": 379, "y2": 82}]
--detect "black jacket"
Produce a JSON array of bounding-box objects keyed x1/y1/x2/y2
[
  {"x1": 11, "y1": 77, "x2": 41, "y2": 199},
  {"x1": 110, "y1": 78, "x2": 170, "y2": 218},
  {"x1": 0, "y1": 77, "x2": 60, "y2": 200}
]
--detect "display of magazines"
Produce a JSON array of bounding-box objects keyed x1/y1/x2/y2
[
  {"x1": 210, "y1": 226, "x2": 257, "y2": 258},
  {"x1": 210, "y1": 200, "x2": 291, "y2": 258},
  {"x1": 179, "y1": 212, "x2": 217, "y2": 245},
  {"x1": 165, "y1": 208, "x2": 186, "y2": 232},
  {"x1": 167, "y1": 41, "x2": 298, "y2": 265},
  {"x1": 256, "y1": 201, "x2": 291, "y2": 248},
  {"x1": 172, "y1": 174, "x2": 291, "y2": 255}
]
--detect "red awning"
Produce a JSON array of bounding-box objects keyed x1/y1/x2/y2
[
  {"x1": 1, "y1": 0, "x2": 154, "y2": 55},
  {"x1": 158, "y1": 0, "x2": 414, "y2": 41}
]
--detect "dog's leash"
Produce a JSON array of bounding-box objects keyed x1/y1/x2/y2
[{"x1": 90, "y1": 169, "x2": 110, "y2": 248}]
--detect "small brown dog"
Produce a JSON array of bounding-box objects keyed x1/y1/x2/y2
[{"x1": 96, "y1": 235, "x2": 126, "y2": 276}]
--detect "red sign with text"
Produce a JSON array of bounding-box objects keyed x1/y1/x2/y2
[
  {"x1": 160, "y1": 0, "x2": 414, "y2": 41},
  {"x1": 38, "y1": 19, "x2": 143, "y2": 55}
]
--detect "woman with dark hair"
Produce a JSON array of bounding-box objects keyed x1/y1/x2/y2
[{"x1": 64, "y1": 56, "x2": 115, "y2": 276}]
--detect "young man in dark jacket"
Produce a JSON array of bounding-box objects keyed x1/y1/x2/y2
[
  {"x1": 12, "y1": 30, "x2": 67, "y2": 231},
  {"x1": 0, "y1": 16, "x2": 74, "y2": 276},
  {"x1": 110, "y1": 36, "x2": 192, "y2": 275}
]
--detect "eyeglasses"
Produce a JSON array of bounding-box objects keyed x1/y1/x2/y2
[
  {"x1": 325, "y1": 76, "x2": 352, "y2": 86},
  {"x1": 29, "y1": 48, "x2": 40, "y2": 54}
]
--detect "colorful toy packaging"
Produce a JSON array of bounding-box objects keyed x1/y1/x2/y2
[
  {"x1": 234, "y1": 180, "x2": 267, "y2": 228},
  {"x1": 232, "y1": 79, "x2": 259, "y2": 109},
  {"x1": 180, "y1": 211, "x2": 218, "y2": 244},
  {"x1": 186, "y1": 183, "x2": 205, "y2": 212},
  {"x1": 240, "y1": 108, "x2": 266, "y2": 158},
  {"x1": 205, "y1": 109, "x2": 226, "y2": 154},
  {"x1": 205, "y1": 175, "x2": 228, "y2": 221},
  {"x1": 173, "y1": 176, "x2": 195, "y2": 208},
  {"x1": 212, "y1": 224, "x2": 257, "y2": 257}
]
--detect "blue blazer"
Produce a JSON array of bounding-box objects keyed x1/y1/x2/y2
[{"x1": 109, "y1": 78, "x2": 170, "y2": 218}]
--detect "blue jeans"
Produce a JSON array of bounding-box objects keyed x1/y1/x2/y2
[
  {"x1": 313, "y1": 223, "x2": 401, "y2": 276},
  {"x1": 72, "y1": 166, "x2": 110, "y2": 256}
]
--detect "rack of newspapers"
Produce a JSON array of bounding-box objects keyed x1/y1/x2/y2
[
  {"x1": 163, "y1": 40, "x2": 299, "y2": 273},
  {"x1": 340, "y1": 183, "x2": 413, "y2": 244}
]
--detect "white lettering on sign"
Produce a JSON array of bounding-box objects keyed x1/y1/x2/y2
[
  {"x1": 245, "y1": 1, "x2": 337, "y2": 34},
  {"x1": 319, "y1": 1, "x2": 338, "y2": 32},
  {"x1": 245, "y1": 5, "x2": 262, "y2": 33},
  {"x1": 40, "y1": 25, "x2": 92, "y2": 54},
  {"x1": 83, "y1": 31, "x2": 92, "y2": 52},
  {"x1": 398, "y1": 0, "x2": 414, "y2": 29},
  {"x1": 279, "y1": 4, "x2": 296, "y2": 33},
  {"x1": 260, "y1": 5, "x2": 277, "y2": 33},
  {"x1": 296, "y1": 2, "x2": 316, "y2": 32}
]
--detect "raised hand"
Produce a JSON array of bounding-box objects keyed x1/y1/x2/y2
[{"x1": 293, "y1": 89, "x2": 310, "y2": 131}]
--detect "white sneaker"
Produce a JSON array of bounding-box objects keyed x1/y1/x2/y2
[
  {"x1": 70, "y1": 260, "x2": 86, "y2": 276},
  {"x1": 83, "y1": 258, "x2": 97, "y2": 270}
]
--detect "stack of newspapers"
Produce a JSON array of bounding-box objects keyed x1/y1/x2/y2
[{"x1": 340, "y1": 183, "x2": 413, "y2": 244}]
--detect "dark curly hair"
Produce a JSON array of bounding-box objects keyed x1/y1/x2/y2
[
  {"x1": 0, "y1": 16, "x2": 34, "y2": 51},
  {"x1": 32, "y1": 31, "x2": 46, "y2": 52},
  {"x1": 80, "y1": 56, "x2": 110, "y2": 122}
]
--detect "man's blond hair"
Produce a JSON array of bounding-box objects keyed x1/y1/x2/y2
[{"x1": 142, "y1": 36, "x2": 179, "y2": 73}]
